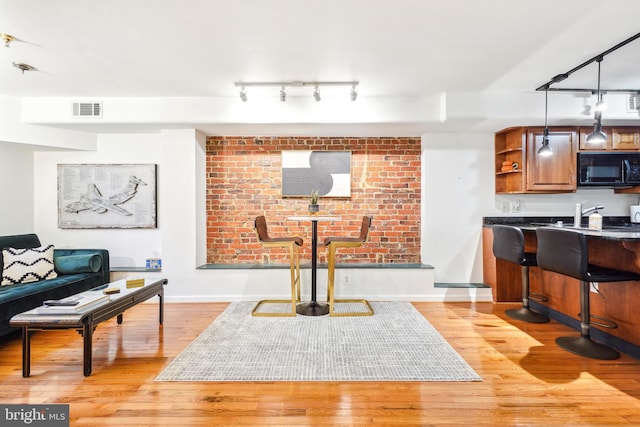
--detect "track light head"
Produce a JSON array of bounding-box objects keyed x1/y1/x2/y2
[
  {"x1": 350, "y1": 85, "x2": 358, "y2": 101},
  {"x1": 280, "y1": 87, "x2": 286, "y2": 102},
  {"x1": 239, "y1": 87, "x2": 247, "y2": 102},
  {"x1": 313, "y1": 86, "x2": 321, "y2": 102},
  {"x1": 538, "y1": 127, "x2": 553, "y2": 157}
]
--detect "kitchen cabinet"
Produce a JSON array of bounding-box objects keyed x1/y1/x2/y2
[
  {"x1": 525, "y1": 127, "x2": 576, "y2": 192},
  {"x1": 494, "y1": 127, "x2": 525, "y2": 193},
  {"x1": 494, "y1": 127, "x2": 576, "y2": 194},
  {"x1": 612, "y1": 127, "x2": 640, "y2": 150},
  {"x1": 578, "y1": 126, "x2": 640, "y2": 151},
  {"x1": 578, "y1": 126, "x2": 611, "y2": 150}
]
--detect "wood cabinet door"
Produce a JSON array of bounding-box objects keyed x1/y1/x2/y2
[
  {"x1": 525, "y1": 128, "x2": 577, "y2": 191},
  {"x1": 612, "y1": 128, "x2": 640, "y2": 150},
  {"x1": 578, "y1": 126, "x2": 611, "y2": 150}
]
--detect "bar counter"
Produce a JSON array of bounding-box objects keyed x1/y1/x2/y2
[{"x1": 483, "y1": 216, "x2": 640, "y2": 358}]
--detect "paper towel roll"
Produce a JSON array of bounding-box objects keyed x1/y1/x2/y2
[{"x1": 631, "y1": 205, "x2": 640, "y2": 223}]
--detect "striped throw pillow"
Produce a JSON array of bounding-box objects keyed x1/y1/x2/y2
[{"x1": 1, "y1": 245, "x2": 58, "y2": 285}]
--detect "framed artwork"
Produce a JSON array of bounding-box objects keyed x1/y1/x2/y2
[
  {"x1": 57, "y1": 164, "x2": 157, "y2": 229},
  {"x1": 281, "y1": 151, "x2": 351, "y2": 197}
]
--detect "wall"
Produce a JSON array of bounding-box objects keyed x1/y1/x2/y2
[
  {"x1": 0, "y1": 142, "x2": 34, "y2": 235},
  {"x1": 206, "y1": 136, "x2": 422, "y2": 265},
  {"x1": 422, "y1": 133, "x2": 496, "y2": 283},
  {"x1": 29, "y1": 130, "x2": 440, "y2": 303}
]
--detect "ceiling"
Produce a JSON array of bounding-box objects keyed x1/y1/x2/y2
[{"x1": 2, "y1": 0, "x2": 640, "y2": 136}]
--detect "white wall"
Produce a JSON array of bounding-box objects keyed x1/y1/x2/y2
[
  {"x1": 0, "y1": 142, "x2": 34, "y2": 235},
  {"x1": 422, "y1": 132, "x2": 640, "y2": 285},
  {"x1": 422, "y1": 133, "x2": 496, "y2": 283}
]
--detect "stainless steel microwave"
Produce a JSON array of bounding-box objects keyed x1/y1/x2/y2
[{"x1": 578, "y1": 152, "x2": 640, "y2": 187}]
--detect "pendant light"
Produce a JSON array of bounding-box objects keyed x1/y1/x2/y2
[
  {"x1": 586, "y1": 57, "x2": 607, "y2": 144},
  {"x1": 538, "y1": 86, "x2": 553, "y2": 157}
]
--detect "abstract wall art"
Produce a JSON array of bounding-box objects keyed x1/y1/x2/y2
[{"x1": 281, "y1": 151, "x2": 351, "y2": 197}]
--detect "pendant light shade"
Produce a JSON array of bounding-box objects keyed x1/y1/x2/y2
[
  {"x1": 538, "y1": 87, "x2": 553, "y2": 157},
  {"x1": 586, "y1": 58, "x2": 607, "y2": 144}
]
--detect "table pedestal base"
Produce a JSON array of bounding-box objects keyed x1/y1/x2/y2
[{"x1": 296, "y1": 301, "x2": 330, "y2": 316}]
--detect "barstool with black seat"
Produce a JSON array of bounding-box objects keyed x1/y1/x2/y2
[
  {"x1": 492, "y1": 224, "x2": 549, "y2": 323},
  {"x1": 252, "y1": 215, "x2": 303, "y2": 317},
  {"x1": 536, "y1": 227, "x2": 640, "y2": 360},
  {"x1": 323, "y1": 216, "x2": 374, "y2": 317}
]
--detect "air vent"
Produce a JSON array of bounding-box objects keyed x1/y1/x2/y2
[
  {"x1": 72, "y1": 101, "x2": 102, "y2": 118},
  {"x1": 627, "y1": 95, "x2": 640, "y2": 113}
]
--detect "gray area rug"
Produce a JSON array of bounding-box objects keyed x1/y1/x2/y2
[{"x1": 156, "y1": 301, "x2": 481, "y2": 382}]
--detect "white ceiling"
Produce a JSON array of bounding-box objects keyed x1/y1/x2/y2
[{"x1": 2, "y1": 0, "x2": 640, "y2": 135}]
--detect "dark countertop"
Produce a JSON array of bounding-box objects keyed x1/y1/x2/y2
[{"x1": 483, "y1": 216, "x2": 640, "y2": 241}]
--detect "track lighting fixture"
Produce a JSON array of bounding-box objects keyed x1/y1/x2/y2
[
  {"x1": 538, "y1": 87, "x2": 553, "y2": 157},
  {"x1": 12, "y1": 62, "x2": 35, "y2": 74},
  {"x1": 2, "y1": 33, "x2": 15, "y2": 47},
  {"x1": 234, "y1": 80, "x2": 359, "y2": 102},
  {"x1": 586, "y1": 58, "x2": 607, "y2": 144}
]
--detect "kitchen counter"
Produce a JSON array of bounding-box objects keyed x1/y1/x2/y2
[
  {"x1": 483, "y1": 216, "x2": 640, "y2": 240},
  {"x1": 483, "y1": 216, "x2": 640, "y2": 358}
]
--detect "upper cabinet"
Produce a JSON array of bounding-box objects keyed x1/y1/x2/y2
[
  {"x1": 578, "y1": 127, "x2": 640, "y2": 151},
  {"x1": 495, "y1": 127, "x2": 577, "y2": 194},
  {"x1": 525, "y1": 127, "x2": 577, "y2": 192}
]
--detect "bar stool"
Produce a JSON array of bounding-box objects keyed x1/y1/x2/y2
[
  {"x1": 492, "y1": 225, "x2": 549, "y2": 323},
  {"x1": 252, "y1": 215, "x2": 303, "y2": 317},
  {"x1": 536, "y1": 227, "x2": 640, "y2": 360},
  {"x1": 323, "y1": 216, "x2": 374, "y2": 317}
]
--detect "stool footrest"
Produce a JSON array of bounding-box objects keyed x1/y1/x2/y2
[
  {"x1": 252, "y1": 299, "x2": 298, "y2": 317},
  {"x1": 329, "y1": 299, "x2": 374, "y2": 317}
]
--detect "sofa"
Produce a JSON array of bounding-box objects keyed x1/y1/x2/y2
[{"x1": 0, "y1": 233, "x2": 110, "y2": 337}]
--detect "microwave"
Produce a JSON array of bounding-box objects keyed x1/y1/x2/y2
[{"x1": 578, "y1": 152, "x2": 640, "y2": 187}]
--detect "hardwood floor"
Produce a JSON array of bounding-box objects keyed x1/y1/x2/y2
[{"x1": 1, "y1": 301, "x2": 640, "y2": 426}]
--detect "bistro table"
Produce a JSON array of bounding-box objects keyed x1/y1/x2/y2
[{"x1": 288, "y1": 215, "x2": 341, "y2": 316}]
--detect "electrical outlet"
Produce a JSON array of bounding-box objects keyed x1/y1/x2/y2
[
  {"x1": 344, "y1": 275, "x2": 349, "y2": 284},
  {"x1": 510, "y1": 201, "x2": 521, "y2": 213},
  {"x1": 501, "y1": 202, "x2": 509, "y2": 213}
]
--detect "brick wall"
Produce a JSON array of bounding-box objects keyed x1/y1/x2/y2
[{"x1": 206, "y1": 136, "x2": 421, "y2": 265}]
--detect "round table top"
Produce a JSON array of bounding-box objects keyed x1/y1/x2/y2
[{"x1": 287, "y1": 215, "x2": 341, "y2": 222}]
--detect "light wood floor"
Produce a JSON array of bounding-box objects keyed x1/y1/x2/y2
[{"x1": 1, "y1": 301, "x2": 640, "y2": 426}]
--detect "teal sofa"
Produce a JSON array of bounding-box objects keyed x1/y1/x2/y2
[{"x1": 0, "y1": 233, "x2": 110, "y2": 337}]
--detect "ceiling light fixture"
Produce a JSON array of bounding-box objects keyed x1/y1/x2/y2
[
  {"x1": 1, "y1": 33, "x2": 15, "y2": 47},
  {"x1": 586, "y1": 57, "x2": 607, "y2": 144},
  {"x1": 233, "y1": 80, "x2": 359, "y2": 102},
  {"x1": 538, "y1": 86, "x2": 553, "y2": 157},
  {"x1": 12, "y1": 62, "x2": 35, "y2": 74}
]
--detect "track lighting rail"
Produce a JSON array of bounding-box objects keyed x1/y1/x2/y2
[
  {"x1": 536, "y1": 32, "x2": 640, "y2": 92},
  {"x1": 233, "y1": 80, "x2": 358, "y2": 102}
]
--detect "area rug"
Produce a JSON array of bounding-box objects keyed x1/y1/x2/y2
[{"x1": 155, "y1": 301, "x2": 481, "y2": 382}]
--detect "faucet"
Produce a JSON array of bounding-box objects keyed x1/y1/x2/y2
[{"x1": 574, "y1": 201, "x2": 604, "y2": 227}]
